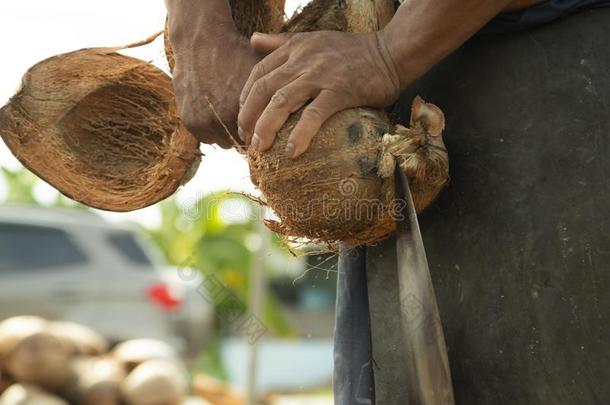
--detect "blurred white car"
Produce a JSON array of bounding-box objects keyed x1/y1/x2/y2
[{"x1": 0, "y1": 205, "x2": 213, "y2": 359}]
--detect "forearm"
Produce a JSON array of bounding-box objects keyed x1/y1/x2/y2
[
  {"x1": 380, "y1": 0, "x2": 513, "y2": 89},
  {"x1": 165, "y1": 0, "x2": 235, "y2": 44}
]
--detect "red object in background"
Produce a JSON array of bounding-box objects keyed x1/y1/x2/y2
[{"x1": 147, "y1": 283, "x2": 182, "y2": 311}]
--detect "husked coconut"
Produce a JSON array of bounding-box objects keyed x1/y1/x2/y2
[
  {"x1": 0, "y1": 317, "x2": 48, "y2": 361},
  {"x1": 247, "y1": 0, "x2": 449, "y2": 245},
  {"x1": 47, "y1": 321, "x2": 108, "y2": 356},
  {"x1": 4, "y1": 331, "x2": 71, "y2": 391},
  {"x1": 0, "y1": 43, "x2": 201, "y2": 212},
  {"x1": 0, "y1": 384, "x2": 68, "y2": 405},
  {"x1": 112, "y1": 339, "x2": 180, "y2": 373},
  {"x1": 121, "y1": 360, "x2": 188, "y2": 405},
  {"x1": 65, "y1": 357, "x2": 125, "y2": 405}
]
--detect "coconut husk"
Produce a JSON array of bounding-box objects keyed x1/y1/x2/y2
[
  {"x1": 247, "y1": 0, "x2": 449, "y2": 246},
  {"x1": 0, "y1": 37, "x2": 201, "y2": 212}
]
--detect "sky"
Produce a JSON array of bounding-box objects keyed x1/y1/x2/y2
[{"x1": 0, "y1": 0, "x2": 308, "y2": 227}]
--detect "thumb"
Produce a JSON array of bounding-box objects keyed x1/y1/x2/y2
[{"x1": 250, "y1": 32, "x2": 295, "y2": 54}]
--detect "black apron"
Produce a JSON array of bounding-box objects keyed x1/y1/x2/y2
[{"x1": 334, "y1": 6, "x2": 610, "y2": 405}]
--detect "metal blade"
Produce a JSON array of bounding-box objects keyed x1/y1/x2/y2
[{"x1": 394, "y1": 167, "x2": 455, "y2": 405}]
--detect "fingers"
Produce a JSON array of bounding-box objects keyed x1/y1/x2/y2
[
  {"x1": 286, "y1": 90, "x2": 343, "y2": 159},
  {"x1": 250, "y1": 81, "x2": 314, "y2": 152},
  {"x1": 238, "y1": 65, "x2": 298, "y2": 144},
  {"x1": 250, "y1": 32, "x2": 295, "y2": 54},
  {"x1": 239, "y1": 47, "x2": 288, "y2": 110}
]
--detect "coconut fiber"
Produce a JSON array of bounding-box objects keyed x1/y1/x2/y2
[{"x1": 0, "y1": 40, "x2": 201, "y2": 212}]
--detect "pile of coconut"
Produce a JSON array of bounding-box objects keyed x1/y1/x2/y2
[
  {"x1": 0, "y1": 316, "x2": 190, "y2": 405},
  {"x1": 0, "y1": 0, "x2": 449, "y2": 248}
]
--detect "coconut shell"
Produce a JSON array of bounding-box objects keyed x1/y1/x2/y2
[
  {"x1": 0, "y1": 384, "x2": 68, "y2": 405},
  {"x1": 0, "y1": 47, "x2": 201, "y2": 212},
  {"x1": 247, "y1": 0, "x2": 449, "y2": 245}
]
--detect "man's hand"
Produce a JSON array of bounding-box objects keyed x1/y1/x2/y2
[
  {"x1": 166, "y1": 0, "x2": 261, "y2": 147},
  {"x1": 238, "y1": 31, "x2": 401, "y2": 158}
]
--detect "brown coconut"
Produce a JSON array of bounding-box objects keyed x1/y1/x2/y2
[
  {"x1": 0, "y1": 45, "x2": 201, "y2": 212},
  {"x1": 247, "y1": 0, "x2": 449, "y2": 246}
]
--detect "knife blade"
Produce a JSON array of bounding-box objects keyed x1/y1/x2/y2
[{"x1": 394, "y1": 167, "x2": 455, "y2": 405}]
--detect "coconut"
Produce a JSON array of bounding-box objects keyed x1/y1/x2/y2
[
  {"x1": 0, "y1": 316, "x2": 48, "y2": 361},
  {"x1": 121, "y1": 360, "x2": 188, "y2": 405},
  {"x1": 3, "y1": 331, "x2": 71, "y2": 391},
  {"x1": 0, "y1": 42, "x2": 201, "y2": 212},
  {"x1": 247, "y1": 0, "x2": 449, "y2": 246},
  {"x1": 112, "y1": 339, "x2": 180, "y2": 374},
  {"x1": 0, "y1": 384, "x2": 68, "y2": 405},
  {"x1": 47, "y1": 321, "x2": 108, "y2": 356}
]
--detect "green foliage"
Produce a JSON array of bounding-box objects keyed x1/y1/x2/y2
[{"x1": 146, "y1": 192, "x2": 294, "y2": 338}]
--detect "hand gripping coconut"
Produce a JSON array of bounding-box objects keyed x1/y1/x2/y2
[
  {"x1": 245, "y1": 0, "x2": 450, "y2": 246},
  {"x1": 164, "y1": 0, "x2": 449, "y2": 246}
]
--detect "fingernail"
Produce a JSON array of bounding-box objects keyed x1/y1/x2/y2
[
  {"x1": 238, "y1": 126, "x2": 245, "y2": 141},
  {"x1": 250, "y1": 134, "x2": 261, "y2": 151},
  {"x1": 285, "y1": 142, "x2": 296, "y2": 158},
  {"x1": 252, "y1": 32, "x2": 265, "y2": 39}
]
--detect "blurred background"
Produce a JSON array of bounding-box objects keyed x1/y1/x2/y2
[{"x1": 0, "y1": 1, "x2": 337, "y2": 404}]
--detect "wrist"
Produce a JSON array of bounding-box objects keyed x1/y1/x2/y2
[
  {"x1": 367, "y1": 31, "x2": 402, "y2": 103},
  {"x1": 378, "y1": 26, "x2": 428, "y2": 91},
  {"x1": 166, "y1": 0, "x2": 235, "y2": 46}
]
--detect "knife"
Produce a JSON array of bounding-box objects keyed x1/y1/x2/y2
[{"x1": 394, "y1": 167, "x2": 455, "y2": 404}]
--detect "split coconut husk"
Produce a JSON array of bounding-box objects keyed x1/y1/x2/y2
[
  {"x1": 0, "y1": 36, "x2": 201, "y2": 212},
  {"x1": 246, "y1": 0, "x2": 449, "y2": 246}
]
